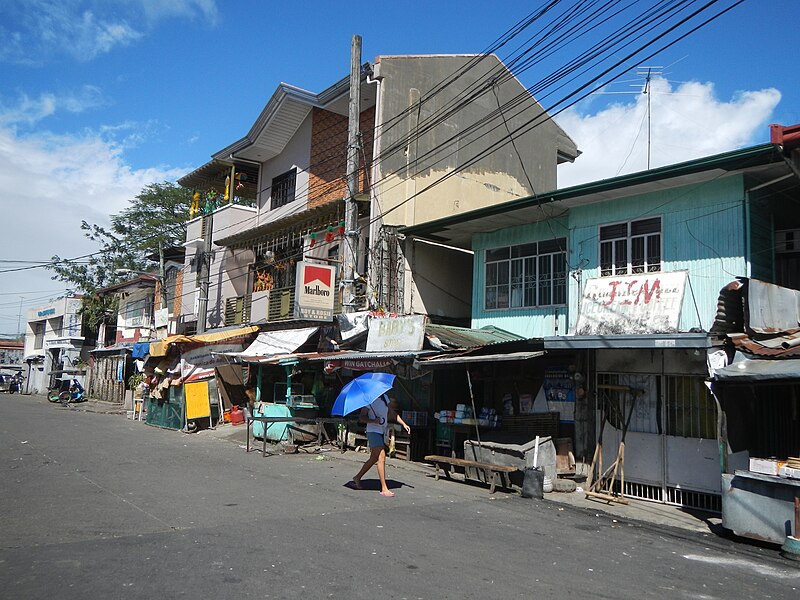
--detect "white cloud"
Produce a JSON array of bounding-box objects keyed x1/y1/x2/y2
[
  {"x1": 0, "y1": 0, "x2": 218, "y2": 64},
  {"x1": 0, "y1": 125, "x2": 186, "y2": 302},
  {"x1": 0, "y1": 86, "x2": 105, "y2": 126},
  {"x1": 556, "y1": 77, "x2": 782, "y2": 188}
]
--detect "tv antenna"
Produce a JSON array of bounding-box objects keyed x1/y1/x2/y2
[{"x1": 637, "y1": 66, "x2": 663, "y2": 169}]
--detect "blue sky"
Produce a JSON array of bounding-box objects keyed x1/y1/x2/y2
[{"x1": 0, "y1": 0, "x2": 798, "y2": 336}]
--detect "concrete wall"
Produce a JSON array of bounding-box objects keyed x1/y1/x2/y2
[
  {"x1": 404, "y1": 239, "x2": 473, "y2": 320},
  {"x1": 257, "y1": 113, "x2": 312, "y2": 224},
  {"x1": 374, "y1": 54, "x2": 575, "y2": 229}
]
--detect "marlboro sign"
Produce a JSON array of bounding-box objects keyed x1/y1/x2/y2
[{"x1": 294, "y1": 262, "x2": 337, "y2": 321}]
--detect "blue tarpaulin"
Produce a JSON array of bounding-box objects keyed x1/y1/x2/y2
[{"x1": 132, "y1": 342, "x2": 150, "y2": 359}]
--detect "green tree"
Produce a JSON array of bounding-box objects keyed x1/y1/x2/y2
[{"x1": 48, "y1": 181, "x2": 191, "y2": 330}]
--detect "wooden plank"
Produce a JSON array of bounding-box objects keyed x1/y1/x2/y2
[{"x1": 423, "y1": 455, "x2": 517, "y2": 473}]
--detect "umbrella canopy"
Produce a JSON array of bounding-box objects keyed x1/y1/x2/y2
[{"x1": 331, "y1": 372, "x2": 396, "y2": 417}]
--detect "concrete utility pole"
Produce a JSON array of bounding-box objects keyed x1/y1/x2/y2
[
  {"x1": 196, "y1": 210, "x2": 213, "y2": 333},
  {"x1": 342, "y1": 34, "x2": 362, "y2": 313}
]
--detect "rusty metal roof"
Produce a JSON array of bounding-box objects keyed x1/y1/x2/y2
[{"x1": 728, "y1": 331, "x2": 800, "y2": 358}]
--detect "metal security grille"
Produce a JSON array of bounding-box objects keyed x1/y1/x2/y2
[
  {"x1": 665, "y1": 375, "x2": 716, "y2": 439},
  {"x1": 270, "y1": 169, "x2": 297, "y2": 210}
]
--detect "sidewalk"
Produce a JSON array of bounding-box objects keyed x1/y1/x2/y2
[{"x1": 70, "y1": 397, "x2": 723, "y2": 538}]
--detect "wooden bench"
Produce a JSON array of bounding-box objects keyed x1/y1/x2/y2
[{"x1": 424, "y1": 455, "x2": 517, "y2": 494}]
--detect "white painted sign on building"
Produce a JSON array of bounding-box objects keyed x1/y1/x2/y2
[
  {"x1": 294, "y1": 262, "x2": 337, "y2": 321},
  {"x1": 366, "y1": 315, "x2": 426, "y2": 352},
  {"x1": 575, "y1": 271, "x2": 687, "y2": 335}
]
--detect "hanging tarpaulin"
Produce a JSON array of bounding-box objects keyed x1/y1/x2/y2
[
  {"x1": 575, "y1": 271, "x2": 687, "y2": 335},
  {"x1": 181, "y1": 342, "x2": 246, "y2": 383},
  {"x1": 131, "y1": 342, "x2": 150, "y2": 359},
  {"x1": 231, "y1": 326, "x2": 319, "y2": 359}
]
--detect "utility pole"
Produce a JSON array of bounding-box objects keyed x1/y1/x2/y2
[
  {"x1": 197, "y1": 209, "x2": 213, "y2": 333},
  {"x1": 342, "y1": 34, "x2": 362, "y2": 313}
]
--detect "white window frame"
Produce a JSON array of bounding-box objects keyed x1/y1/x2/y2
[
  {"x1": 599, "y1": 216, "x2": 662, "y2": 277},
  {"x1": 484, "y1": 238, "x2": 567, "y2": 310}
]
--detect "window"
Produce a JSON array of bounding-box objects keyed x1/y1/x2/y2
[
  {"x1": 123, "y1": 298, "x2": 150, "y2": 328},
  {"x1": 600, "y1": 217, "x2": 661, "y2": 276},
  {"x1": 270, "y1": 169, "x2": 297, "y2": 210},
  {"x1": 484, "y1": 238, "x2": 567, "y2": 310}
]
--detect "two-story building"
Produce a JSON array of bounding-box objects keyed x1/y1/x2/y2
[
  {"x1": 176, "y1": 53, "x2": 578, "y2": 334},
  {"x1": 402, "y1": 134, "x2": 800, "y2": 511},
  {"x1": 24, "y1": 296, "x2": 94, "y2": 394}
]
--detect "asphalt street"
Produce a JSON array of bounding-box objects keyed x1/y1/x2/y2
[{"x1": 1, "y1": 394, "x2": 798, "y2": 599}]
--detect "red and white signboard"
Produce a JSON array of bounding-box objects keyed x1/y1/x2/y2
[
  {"x1": 294, "y1": 262, "x2": 337, "y2": 321},
  {"x1": 575, "y1": 271, "x2": 687, "y2": 335}
]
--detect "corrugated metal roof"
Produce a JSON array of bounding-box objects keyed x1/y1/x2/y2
[
  {"x1": 728, "y1": 331, "x2": 800, "y2": 358},
  {"x1": 424, "y1": 324, "x2": 523, "y2": 349}
]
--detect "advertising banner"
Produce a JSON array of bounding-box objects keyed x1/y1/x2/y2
[
  {"x1": 294, "y1": 262, "x2": 337, "y2": 321},
  {"x1": 575, "y1": 271, "x2": 687, "y2": 335}
]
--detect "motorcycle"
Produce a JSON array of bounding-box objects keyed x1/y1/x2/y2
[
  {"x1": 60, "y1": 379, "x2": 85, "y2": 405},
  {"x1": 48, "y1": 378, "x2": 85, "y2": 405},
  {"x1": 8, "y1": 373, "x2": 23, "y2": 394}
]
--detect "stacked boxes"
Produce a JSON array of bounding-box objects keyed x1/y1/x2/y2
[{"x1": 434, "y1": 406, "x2": 499, "y2": 427}]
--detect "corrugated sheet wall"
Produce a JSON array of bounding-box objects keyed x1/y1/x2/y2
[
  {"x1": 746, "y1": 186, "x2": 775, "y2": 282},
  {"x1": 472, "y1": 176, "x2": 750, "y2": 336}
]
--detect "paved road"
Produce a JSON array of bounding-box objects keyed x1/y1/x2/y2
[{"x1": 1, "y1": 394, "x2": 798, "y2": 599}]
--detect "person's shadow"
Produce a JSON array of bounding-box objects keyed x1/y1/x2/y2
[{"x1": 344, "y1": 479, "x2": 413, "y2": 491}]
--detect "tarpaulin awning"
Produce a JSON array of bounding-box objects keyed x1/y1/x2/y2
[
  {"x1": 149, "y1": 325, "x2": 259, "y2": 356},
  {"x1": 131, "y1": 342, "x2": 150, "y2": 358},
  {"x1": 227, "y1": 327, "x2": 319, "y2": 360}
]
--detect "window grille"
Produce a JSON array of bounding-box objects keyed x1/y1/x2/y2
[
  {"x1": 270, "y1": 169, "x2": 297, "y2": 210},
  {"x1": 600, "y1": 217, "x2": 661, "y2": 276},
  {"x1": 485, "y1": 238, "x2": 567, "y2": 310},
  {"x1": 665, "y1": 375, "x2": 716, "y2": 439}
]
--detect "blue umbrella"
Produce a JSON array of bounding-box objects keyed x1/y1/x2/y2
[{"x1": 331, "y1": 372, "x2": 396, "y2": 416}]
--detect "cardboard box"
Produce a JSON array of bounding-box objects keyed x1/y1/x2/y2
[
  {"x1": 749, "y1": 457, "x2": 785, "y2": 476},
  {"x1": 778, "y1": 465, "x2": 800, "y2": 480}
]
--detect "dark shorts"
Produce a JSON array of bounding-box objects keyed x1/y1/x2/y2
[{"x1": 367, "y1": 431, "x2": 386, "y2": 448}]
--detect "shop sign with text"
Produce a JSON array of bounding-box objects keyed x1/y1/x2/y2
[
  {"x1": 575, "y1": 271, "x2": 686, "y2": 335},
  {"x1": 366, "y1": 315, "x2": 425, "y2": 352},
  {"x1": 294, "y1": 262, "x2": 337, "y2": 321}
]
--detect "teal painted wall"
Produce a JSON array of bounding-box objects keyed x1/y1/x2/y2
[{"x1": 472, "y1": 175, "x2": 750, "y2": 337}]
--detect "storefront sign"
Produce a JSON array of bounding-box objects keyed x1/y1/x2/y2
[
  {"x1": 575, "y1": 271, "x2": 687, "y2": 335},
  {"x1": 294, "y1": 262, "x2": 337, "y2": 321},
  {"x1": 366, "y1": 315, "x2": 425, "y2": 352},
  {"x1": 37, "y1": 307, "x2": 56, "y2": 317},
  {"x1": 324, "y1": 358, "x2": 395, "y2": 373}
]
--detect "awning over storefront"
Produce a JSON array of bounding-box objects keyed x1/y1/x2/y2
[
  {"x1": 227, "y1": 327, "x2": 319, "y2": 360},
  {"x1": 543, "y1": 333, "x2": 710, "y2": 350},
  {"x1": 417, "y1": 350, "x2": 545, "y2": 366},
  {"x1": 131, "y1": 342, "x2": 150, "y2": 358},
  {"x1": 713, "y1": 355, "x2": 800, "y2": 382},
  {"x1": 90, "y1": 343, "x2": 134, "y2": 355},
  {"x1": 149, "y1": 326, "x2": 259, "y2": 356}
]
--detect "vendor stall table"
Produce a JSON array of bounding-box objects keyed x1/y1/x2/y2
[{"x1": 246, "y1": 415, "x2": 348, "y2": 457}]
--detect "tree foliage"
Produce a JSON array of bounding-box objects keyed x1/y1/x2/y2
[{"x1": 47, "y1": 181, "x2": 191, "y2": 330}]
